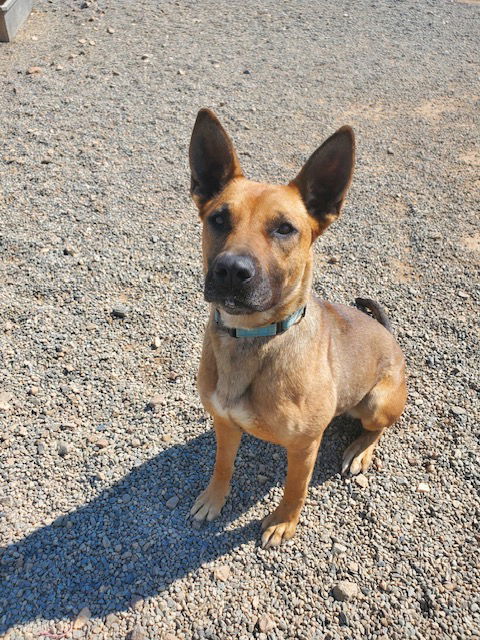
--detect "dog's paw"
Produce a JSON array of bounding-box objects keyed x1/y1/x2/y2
[
  {"x1": 341, "y1": 434, "x2": 376, "y2": 475},
  {"x1": 261, "y1": 509, "x2": 298, "y2": 548},
  {"x1": 190, "y1": 485, "x2": 228, "y2": 522}
]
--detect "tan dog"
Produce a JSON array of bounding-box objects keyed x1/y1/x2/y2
[{"x1": 188, "y1": 109, "x2": 407, "y2": 548}]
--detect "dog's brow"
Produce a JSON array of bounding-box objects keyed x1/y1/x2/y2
[
  {"x1": 211, "y1": 204, "x2": 231, "y2": 218},
  {"x1": 269, "y1": 211, "x2": 292, "y2": 227}
]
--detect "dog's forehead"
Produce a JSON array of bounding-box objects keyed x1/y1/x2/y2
[{"x1": 222, "y1": 179, "x2": 306, "y2": 220}]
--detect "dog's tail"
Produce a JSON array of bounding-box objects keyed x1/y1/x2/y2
[{"x1": 355, "y1": 298, "x2": 393, "y2": 334}]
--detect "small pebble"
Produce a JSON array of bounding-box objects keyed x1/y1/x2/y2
[
  {"x1": 213, "y1": 565, "x2": 231, "y2": 581},
  {"x1": 451, "y1": 406, "x2": 466, "y2": 416},
  {"x1": 332, "y1": 581, "x2": 359, "y2": 602},
  {"x1": 332, "y1": 542, "x2": 347, "y2": 555},
  {"x1": 147, "y1": 393, "x2": 163, "y2": 411},
  {"x1": 73, "y1": 607, "x2": 91, "y2": 630},
  {"x1": 166, "y1": 496, "x2": 179, "y2": 509},
  {"x1": 417, "y1": 482, "x2": 431, "y2": 493},
  {"x1": 127, "y1": 625, "x2": 147, "y2": 640},
  {"x1": 354, "y1": 474, "x2": 369, "y2": 488},
  {"x1": 0, "y1": 391, "x2": 13, "y2": 411},
  {"x1": 129, "y1": 594, "x2": 143, "y2": 610},
  {"x1": 257, "y1": 613, "x2": 276, "y2": 633},
  {"x1": 57, "y1": 441, "x2": 70, "y2": 457},
  {"x1": 112, "y1": 304, "x2": 129, "y2": 318}
]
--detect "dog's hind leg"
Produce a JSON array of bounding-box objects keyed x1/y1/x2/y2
[{"x1": 342, "y1": 373, "x2": 407, "y2": 475}]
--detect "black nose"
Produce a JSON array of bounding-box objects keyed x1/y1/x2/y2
[{"x1": 213, "y1": 253, "x2": 256, "y2": 290}]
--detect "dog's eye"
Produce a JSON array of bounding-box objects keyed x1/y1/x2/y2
[
  {"x1": 209, "y1": 213, "x2": 225, "y2": 227},
  {"x1": 275, "y1": 222, "x2": 296, "y2": 236}
]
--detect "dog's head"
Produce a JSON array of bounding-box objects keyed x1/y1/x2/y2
[{"x1": 189, "y1": 109, "x2": 355, "y2": 326}]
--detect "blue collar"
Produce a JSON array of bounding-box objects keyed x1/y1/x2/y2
[{"x1": 215, "y1": 306, "x2": 306, "y2": 338}]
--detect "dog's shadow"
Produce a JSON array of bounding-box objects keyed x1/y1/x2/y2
[{"x1": 0, "y1": 416, "x2": 358, "y2": 633}]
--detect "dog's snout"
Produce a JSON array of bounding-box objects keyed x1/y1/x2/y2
[{"x1": 213, "y1": 253, "x2": 255, "y2": 289}]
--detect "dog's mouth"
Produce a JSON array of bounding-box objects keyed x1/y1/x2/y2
[
  {"x1": 221, "y1": 296, "x2": 248, "y2": 313},
  {"x1": 204, "y1": 282, "x2": 275, "y2": 315},
  {"x1": 205, "y1": 292, "x2": 270, "y2": 315}
]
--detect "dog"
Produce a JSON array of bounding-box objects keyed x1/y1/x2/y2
[{"x1": 188, "y1": 109, "x2": 407, "y2": 548}]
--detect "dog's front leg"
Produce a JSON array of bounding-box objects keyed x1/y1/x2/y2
[
  {"x1": 190, "y1": 416, "x2": 242, "y2": 522},
  {"x1": 261, "y1": 438, "x2": 321, "y2": 548}
]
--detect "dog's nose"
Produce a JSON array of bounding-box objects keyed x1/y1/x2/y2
[{"x1": 213, "y1": 253, "x2": 255, "y2": 289}]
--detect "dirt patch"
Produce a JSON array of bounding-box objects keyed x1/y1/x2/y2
[
  {"x1": 392, "y1": 258, "x2": 418, "y2": 283},
  {"x1": 416, "y1": 96, "x2": 479, "y2": 122},
  {"x1": 462, "y1": 232, "x2": 480, "y2": 252},
  {"x1": 341, "y1": 102, "x2": 395, "y2": 123},
  {"x1": 460, "y1": 151, "x2": 480, "y2": 167},
  {"x1": 416, "y1": 98, "x2": 454, "y2": 121}
]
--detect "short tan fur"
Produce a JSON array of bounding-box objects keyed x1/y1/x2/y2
[{"x1": 189, "y1": 109, "x2": 407, "y2": 548}]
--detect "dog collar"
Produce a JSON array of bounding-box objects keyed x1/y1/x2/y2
[{"x1": 215, "y1": 306, "x2": 306, "y2": 338}]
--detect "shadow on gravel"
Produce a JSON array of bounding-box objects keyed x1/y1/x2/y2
[{"x1": 0, "y1": 417, "x2": 356, "y2": 632}]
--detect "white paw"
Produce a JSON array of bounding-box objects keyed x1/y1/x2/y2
[{"x1": 190, "y1": 486, "x2": 228, "y2": 522}]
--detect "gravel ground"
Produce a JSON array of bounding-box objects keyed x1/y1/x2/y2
[{"x1": 1, "y1": 0, "x2": 479, "y2": 638}]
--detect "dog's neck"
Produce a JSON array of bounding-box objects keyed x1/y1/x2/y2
[
  {"x1": 215, "y1": 305, "x2": 306, "y2": 338},
  {"x1": 211, "y1": 291, "x2": 317, "y2": 406}
]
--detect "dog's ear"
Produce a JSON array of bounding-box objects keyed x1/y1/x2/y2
[
  {"x1": 291, "y1": 126, "x2": 355, "y2": 236},
  {"x1": 189, "y1": 108, "x2": 244, "y2": 209}
]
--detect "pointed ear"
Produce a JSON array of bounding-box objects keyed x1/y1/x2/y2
[
  {"x1": 189, "y1": 108, "x2": 244, "y2": 209},
  {"x1": 291, "y1": 126, "x2": 355, "y2": 236}
]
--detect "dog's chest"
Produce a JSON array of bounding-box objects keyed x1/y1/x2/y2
[
  {"x1": 206, "y1": 335, "x2": 305, "y2": 444},
  {"x1": 208, "y1": 380, "x2": 303, "y2": 446},
  {"x1": 209, "y1": 389, "x2": 255, "y2": 429},
  {"x1": 210, "y1": 348, "x2": 258, "y2": 429}
]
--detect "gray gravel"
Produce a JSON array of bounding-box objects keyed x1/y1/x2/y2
[{"x1": 1, "y1": 0, "x2": 479, "y2": 638}]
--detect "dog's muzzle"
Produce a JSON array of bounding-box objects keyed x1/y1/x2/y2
[{"x1": 204, "y1": 252, "x2": 274, "y2": 314}]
